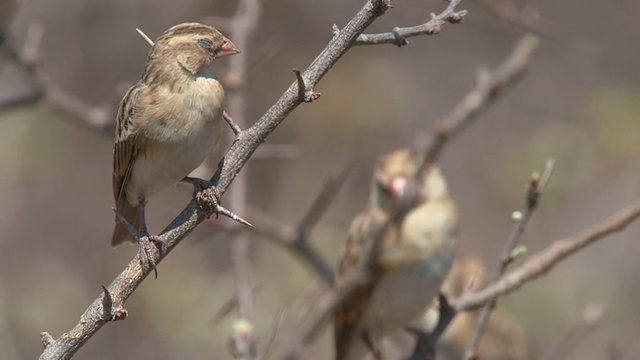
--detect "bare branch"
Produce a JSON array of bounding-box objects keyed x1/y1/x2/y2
[
  {"x1": 1, "y1": 23, "x2": 113, "y2": 132},
  {"x1": 420, "y1": 34, "x2": 539, "y2": 168},
  {"x1": 278, "y1": 266, "x2": 372, "y2": 360},
  {"x1": 224, "y1": 0, "x2": 263, "y2": 358},
  {"x1": 464, "y1": 159, "x2": 554, "y2": 359},
  {"x1": 223, "y1": 111, "x2": 243, "y2": 138},
  {"x1": 354, "y1": 0, "x2": 467, "y2": 46},
  {"x1": 454, "y1": 198, "x2": 640, "y2": 311},
  {"x1": 247, "y1": 164, "x2": 353, "y2": 285},
  {"x1": 293, "y1": 68, "x2": 321, "y2": 102},
  {"x1": 231, "y1": 234, "x2": 257, "y2": 359}
]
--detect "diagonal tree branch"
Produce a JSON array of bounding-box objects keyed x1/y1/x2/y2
[
  {"x1": 420, "y1": 34, "x2": 539, "y2": 168},
  {"x1": 38, "y1": 1, "x2": 466, "y2": 359},
  {"x1": 454, "y1": 198, "x2": 640, "y2": 311}
]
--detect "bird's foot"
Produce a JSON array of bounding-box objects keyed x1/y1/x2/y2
[
  {"x1": 182, "y1": 177, "x2": 253, "y2": 228},
  {"x1": 136, "y1": 232, "x2": 167, "y2": 279},
  {"x1": 113, "y1": 209, "x2": 166, "y2": 278}
]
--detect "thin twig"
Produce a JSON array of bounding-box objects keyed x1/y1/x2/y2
[
  {"x1": 277, "y1": 265, "x2": 373, "y2": 360},
  {"x1": 135, "y1": 28, "x2": 154, "y2": 46},
  {"x1": 354, "y1": 0, "x2": 467, "y2": 46},
  {"x1": 420, "y1": 34, "x2": 539, "y2": 169},
  {"x1": 454, "y1": 198, "x2": 640, "y2": 311},
  {"x1": 224, "y1": 0, "x2": 262, "y2": 358},
  {"x1": 464, "y1": 159, "x2": 554, "y2": 359},
  {"x1": 230, "y1": 233, "x2": 257, "y2": 358},
  {"x1": 223, "y1": 110, "x2": 243, "y2": 138},
  {"x1": 292, "y1": 68, "x2": 306, "y2": 101}
]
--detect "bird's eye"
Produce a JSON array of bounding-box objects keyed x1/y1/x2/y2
[{"x1": 197, "y1": 39, "x2": 214, "y2": 52}]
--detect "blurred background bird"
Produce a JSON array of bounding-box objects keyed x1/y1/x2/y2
[
  {"x1": 111, "y1": 22, "x2": 239, "y2": 247},
  {"x1": 420, "y1": 254, "x2": 532, "y2": 360},
  {"x1": 334, "y1": 149, "x2": 459, "y2": 360}
]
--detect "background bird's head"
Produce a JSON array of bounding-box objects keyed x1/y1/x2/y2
[
  {"x1": 143, "y1": 22, "x2": 239, "y2": 80},
  {"x1": 370, "y1": 149, "x2": 450, "y2": 215}
]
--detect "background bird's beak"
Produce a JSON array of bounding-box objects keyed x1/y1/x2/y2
[
  {"x1": 390, "y1": 175, "x2": 420, "y2": 209},
  {"x1": 216, "y1": 37, "x2": 240, "y2": 59},
  {"x1": 389, "y1": 176, "x2": 409, "y2": 199}
]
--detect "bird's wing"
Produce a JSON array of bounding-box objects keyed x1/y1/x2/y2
[
  {"x1": 334, "y1": 207, "x2": 391, "y2": 359},
  {"x1": 112, "y1": 83, "x2": 147, "y2": 203}
]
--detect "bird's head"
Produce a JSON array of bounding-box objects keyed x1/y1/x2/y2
[
  {"x1": 370, "y1": 149, "x2": 449, "y2": 214},
  {"x1": 144, "y1": 23, "x2": 239, "y2": 78}
]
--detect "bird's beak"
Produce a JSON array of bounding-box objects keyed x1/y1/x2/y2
[
  {"x1": 389, "y1": 176, "x2": 409, "y2": 199},
  {"x1": 390, "y1": 175, "x2": 419, "y2": 209},
  {"x1": 215, "y1": 36, "x2": 240, "y2": 59}
]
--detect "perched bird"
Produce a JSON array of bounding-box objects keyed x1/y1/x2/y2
[
  {"x1": 334, "y1": 150, "x2": 459, "y2": 360},
  {"x1": 112, "y1": 23, "x2": 239, "y2": 247}
]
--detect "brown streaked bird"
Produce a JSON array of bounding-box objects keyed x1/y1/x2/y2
[
  {"x1": 334, "y1": 149, "x2": 459, "y2": 360},
  {"x1": 112, "y1": 23, "x2": 239, "y2": 248}
]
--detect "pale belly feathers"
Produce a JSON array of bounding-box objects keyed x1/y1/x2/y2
[{"x1": 125, "y1": 75, "x2": 224, "y2": 204}]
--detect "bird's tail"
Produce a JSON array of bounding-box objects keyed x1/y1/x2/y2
[{"x1": 111, "y1": 199, "x2": 139, "y2": 247}]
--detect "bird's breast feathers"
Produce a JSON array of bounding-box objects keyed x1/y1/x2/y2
[
  {"x1": 124, "y1": 74, "x2": 224, "y2": 202},
  {"x1": 138, "y1": 73, "x2": 224, "y2": 142}
]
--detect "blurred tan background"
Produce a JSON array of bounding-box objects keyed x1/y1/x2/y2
[{"x1": 1, "y1": 0, "x2": 640, "y2": 359}]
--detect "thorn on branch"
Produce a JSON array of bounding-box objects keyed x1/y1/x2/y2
[
  {"x1": 223, "y1": 111, "x2": 243, "y2": 138},
  {"x1": 101, "y1": 285, "x2": 113, "y2": 317},
  {"x1": 217, "y1": 204, "x2": 254, "y2": 227},
  {"x1": 101, "y1": 285, "x2": 128, "y2": 321},
  {"x1": 332, "y1": 24, "x2": 340, "y2": 36},
  {"x1": 136, "y1": 28, "x2": 155, "y2": 46},
  {"x1": 293, "y1": 68, "x2": 321, "y2": 103},
  {"x1": 40, "y1": 332, "x2": 54, "y2": 348}
]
